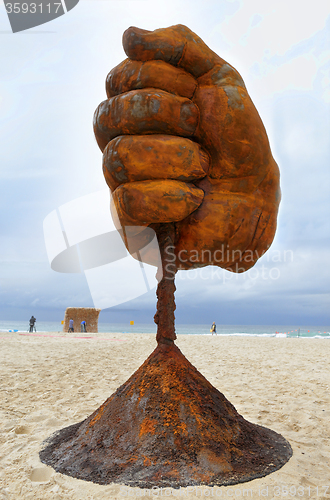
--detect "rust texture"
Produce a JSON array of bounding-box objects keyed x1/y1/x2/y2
[
  {"x1": 153, "y1": 223, "x2": 177, "y2": 344},
  {"x1": 40, "y1": 343, "x2": 292, "y2": 488},
  {"x1": 95, "y1": 24, "x2": 281, "y2": 273},
  {"x1": 40, "y1": 25, "x2": 290, "y2": 488},
  {"x1": 63, "y1": 307, "x2": 101, "y2": 333}
]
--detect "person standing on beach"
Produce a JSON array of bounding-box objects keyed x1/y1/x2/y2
[
  {"x1": 81, "y1": 320, "x2": 87, "y2": 333},
  {"x1": 68, "y1": 319, "x2": 74, "y2": 333},
  {"x1": 29, "y1": 316, "x2": 36, "y2": 332},
  {"x1": 210, "y1": 322, "x2": 217, "y2": 335}
]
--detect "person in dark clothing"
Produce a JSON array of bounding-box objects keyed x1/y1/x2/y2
[
  {"x1": 210, "y1": 322, "x2": 217, "y2": 335},
  {"x1": 29, "y1": 316, "x2": 36, "y2": 332}
]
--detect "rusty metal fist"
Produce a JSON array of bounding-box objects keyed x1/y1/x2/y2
[{"x1": 93, "y1": 25, "x2": 280, "y2": 272}]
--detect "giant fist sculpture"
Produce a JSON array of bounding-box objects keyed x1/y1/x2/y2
[
  {"x1": 40, "y1": 27, "x2": 291, "y2": 489},
  {"x1": 94, "y1": 24, "x2": 280, "y2": 272}
]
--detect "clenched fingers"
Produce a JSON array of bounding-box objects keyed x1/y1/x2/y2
[
  {"x1": 94, "y1": 89, "x2": 199, "y2": 151},
  {"x1": 103, "y1": 135, "x2": 209, "y2": 191},
  {"x1": 122, "y1": 25, "x2": 223, "y2": 78},
  {"x1": 106, "y1": 59, "x2": 197, "y2": 99},
  {"x1": 112, "y1": 179, "x2": 204, "y2": 226}
]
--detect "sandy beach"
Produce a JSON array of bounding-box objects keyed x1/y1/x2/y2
[{"x1": 0, "y1": 332, "x2": 329, "y2": 499}]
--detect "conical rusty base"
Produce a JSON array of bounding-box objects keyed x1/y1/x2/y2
[{"x1": 40, "y1": 343, "x2": 292, "y2": 488}]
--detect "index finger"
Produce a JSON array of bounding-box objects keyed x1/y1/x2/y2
[{"x1": 123, "y1": 24, "x2": 225, "y2": 78}]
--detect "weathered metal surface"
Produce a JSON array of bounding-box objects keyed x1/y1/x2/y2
[
  {"x1": 94, "y1": 24, "x2": 281, "y2": 272},
  {"x1": 40, "y1": 342, "x2": 292, "y2": 487},
  {"x1": 106, "y1": 59, "x2": 197, "y2": 99},
  {"x1": 40, "y1": 25, "x2": 291, "y2": 488},
  {"x1": 154, "y1": 223, "x2": 177, "y2": 344},
  {"x1": 103, "y1": 135, "x2": 209, "y2": 191},
  {"x1": 94, "y1": 88, "x2": 199, "y2": 152}
]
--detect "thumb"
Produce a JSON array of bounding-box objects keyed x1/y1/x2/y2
[{"x1": 123, "y1": 24, "x2": 224, "y2": 78}]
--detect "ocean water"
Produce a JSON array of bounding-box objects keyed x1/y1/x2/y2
[{"x1": 0, "y1": 320, "x2": 329, "y2": 338}]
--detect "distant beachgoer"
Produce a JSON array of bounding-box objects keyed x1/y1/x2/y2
[
  {"x1": 68, "y1": 319, "x2": 74, "y2": 333},
  {"x1": 210, "y1": 322, "x2": 217, "y2": 335},
  {"x1": 29, "y1": 316, "x2": 36, "y2": 332},
  {"x1": 81, "y1": 320, "x2": 87, "y2": 333}
]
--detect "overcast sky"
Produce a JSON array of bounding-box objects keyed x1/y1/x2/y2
[{"x1": 0, "y1": 0, "x2": 329, "y2": 326}]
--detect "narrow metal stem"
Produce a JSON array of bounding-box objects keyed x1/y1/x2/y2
[{"x1": 154, "y1": 223, "x2": 177, "y2": 344}]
